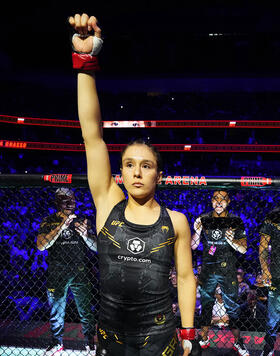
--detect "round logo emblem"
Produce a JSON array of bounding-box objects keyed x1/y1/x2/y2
[
  {"x1": 61, "y1": 229, "x2": 73, "y2": 240},
  {"x1": 154, "y1": 313, "x2": 166, "y2": 325},
  {"x1": 212, "y1": 229, "x2": 222, "y2": 241},
  {"x1": 127, "y1": 237, "x2": 145, "y2": 254}
]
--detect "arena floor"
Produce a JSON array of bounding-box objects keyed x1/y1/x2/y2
[
  {"x1": 0, "y1": 320, "x2": 279, "y2": 355},
  {"x1": 0, "y1": 347, "x2": 91, "y2": 356},
  {"x1": 0, "y1": 346, "x2": 275, "y2": 356}
]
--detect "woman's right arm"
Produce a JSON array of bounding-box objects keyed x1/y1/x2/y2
[{"x1": 70, "y1": 14, "x2": 125, "y2": 228}]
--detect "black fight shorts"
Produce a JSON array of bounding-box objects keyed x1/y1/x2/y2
[{"x1": 96, "y1": 326, "x2": 180, "y2": 356}]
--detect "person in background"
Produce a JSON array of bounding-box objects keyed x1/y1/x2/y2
[
  {"x1": 252, "y1": 273, "x2": 268, "y2": 306},
  {"x1": 211, "y1": 286, "x2": 229, "y2": 328},
  {"x1": 170, "y1": 268, "x2": 181, "y2": 327},
  {"x1": 259, "y1": 207, "x2": 280, "y2": 356},
  {"x1": 237, "y1": 269, "x2": 250, "y2": 304},
  {"x1": 239, "y1": 290, "x2": 267, "y2": 331},
  {"x1": 192, "y1": 190, "x2": 249, "y2": 356},
  {"x1": 37, "y1": 188, "x2": 97, "y2": 356}
]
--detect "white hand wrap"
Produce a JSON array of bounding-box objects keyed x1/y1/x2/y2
[
  {"x1": 72, "y1": 34, "x2": 103, "y2": 55},
  {"x1": 182, "y1": 339, "x2": 192, "y2": 352}
]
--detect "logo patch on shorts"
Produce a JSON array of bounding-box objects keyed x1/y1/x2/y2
[
  {"x1": 154, "y1": 313, "x2": 166, "y2": 325},
  {"x1": 162, "y1": 335, "x2": 178, "y2": 355}
]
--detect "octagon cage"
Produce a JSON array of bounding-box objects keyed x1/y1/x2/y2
[{"x1": 0, "y1": 174, "x2": 279, "y2": 356}]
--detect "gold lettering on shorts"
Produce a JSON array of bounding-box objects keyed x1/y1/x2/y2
[
  {"x1": 99, "y1": 328, "x2": 108, "y2": 339},
  {"x1": 162, "y1": 336, "x2": 177, "y2": 355}
]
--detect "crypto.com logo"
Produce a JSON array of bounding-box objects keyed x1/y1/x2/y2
[{"x1": 127, "y1": 237, "x2": 145, "y2": 254}]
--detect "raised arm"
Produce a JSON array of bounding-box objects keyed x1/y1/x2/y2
[{"x1": 69, "y1": 14, "x2": 125, "y2": 230}]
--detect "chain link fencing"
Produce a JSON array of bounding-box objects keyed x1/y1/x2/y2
[{"x1": 0, "y1": 181, "x2": 279, "y2": 355}]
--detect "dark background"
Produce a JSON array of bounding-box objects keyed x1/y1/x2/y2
[
  {"x1": 1, "y1": 1, "x2": 280, "y2": 177},
  {"x1": 2, "y1": 1, "x2": 280, "y2": 76}
]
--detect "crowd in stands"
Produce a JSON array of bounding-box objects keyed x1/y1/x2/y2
[{"x1": 1, "y1": 149, "x2": 277, "y2": 177}]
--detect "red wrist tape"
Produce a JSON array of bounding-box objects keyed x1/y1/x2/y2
[
  {"x1": 179, "y1": 328, "x2": 195, "y2": 340},
  {"x1": 72, "y1": 52, "x2": 100, "y2": 72}
]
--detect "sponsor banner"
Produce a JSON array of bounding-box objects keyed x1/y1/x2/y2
[
  {"x1": 43, "y1": 174, "x2": 72, "y2": 184},
  {"x1": 114, "y1": 175, "x2": 207, "y2": 186},
  {"x1": 241, "y1": 176, "x2": 272, "y2": 187}
]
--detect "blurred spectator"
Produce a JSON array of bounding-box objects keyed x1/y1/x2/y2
[
  {"x1": 211, "y1": 286, "x2": 229, "y2": 328},
  {"x1": 194, "y1": 265, "x2": 202, "y2": 317},
  {"x1": 169, "y1": 268, "x2": 180, "y2": 327},
  {"x1": 237, "y1": 269, "x2": 251, "y2": 304},
  {"x1": 239, "y1": 290, "x2": 267, "y2": 331},
  {"x1": 251, "y1": 273, "x2": 268, "y2": 305}
]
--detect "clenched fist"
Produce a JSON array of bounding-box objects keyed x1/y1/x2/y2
[{"x1": 69, "y1": 13, "x2": 102, "y2": 54}]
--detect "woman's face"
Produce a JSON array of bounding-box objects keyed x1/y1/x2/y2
[{"x1": 121, "y1": 144, "x2": 162, "y2": 199}]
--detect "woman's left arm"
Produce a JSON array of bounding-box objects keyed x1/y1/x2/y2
[
  {"x1": 173, "y1": 211, "x2": 196, "y2": 327},
  {"x1": 171, "y1": 211, "x2": 200, "y2": 355}
]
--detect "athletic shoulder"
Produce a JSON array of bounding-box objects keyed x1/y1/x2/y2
[
  {"x1": 166, "y1": 209, "x2": 189, "y2": 230},
  {"x1": 98, "y1": 199, "x2": 126, "y2": 229},
  {"x1": 166, "y1": 208, "x2": 187, "y2": 220}
]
